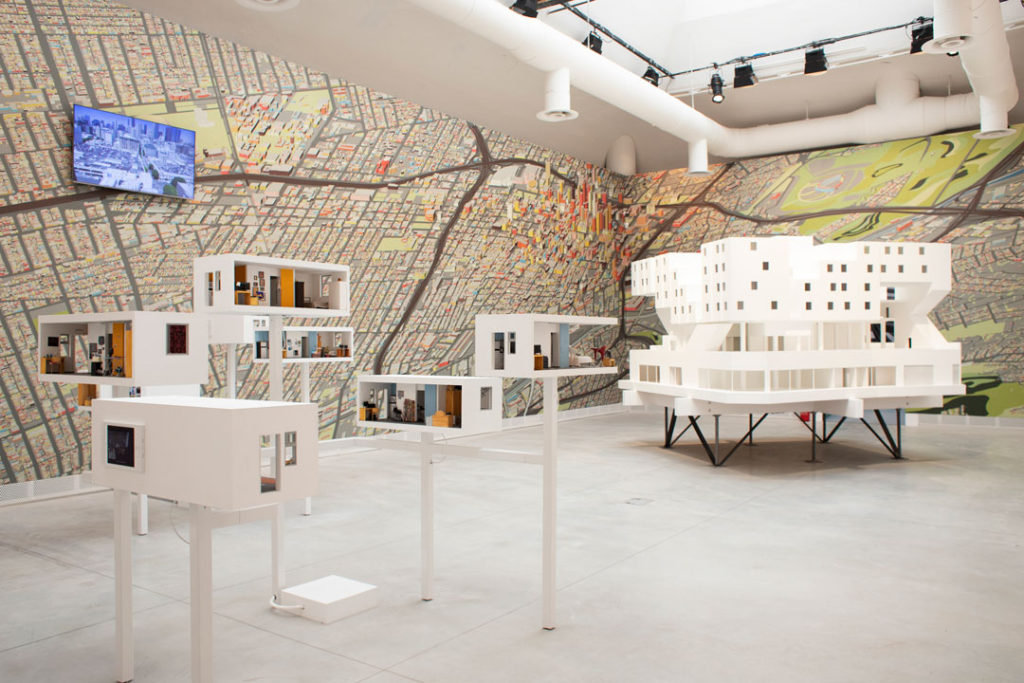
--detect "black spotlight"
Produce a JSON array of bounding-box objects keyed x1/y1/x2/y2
[
  {"x1": 734, "y1": 64, "x2": 756, "y2": 88},
  {"x1": 583, "y1": 32, "x2": 603, "y2": 54},
  {"x1": 910, "y1": 21, "x2": 934, "y2": 54},
  {"x1": 642, "y1": 66, "x2": 659, "y2": 86},
  {"x1": 710, "y1": 73, "x2": 725, "y2": 103},
  {"x1": 510, "y1": 0, "x2": 537, "y2": 18},
  {"x1": 804, "y1": 48, "x2": 828, "y2": 75}
]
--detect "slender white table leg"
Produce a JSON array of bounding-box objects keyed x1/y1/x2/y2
[
  {"x1": 268, "y1": 317, "x2": 283, "y2": 402},
  {"x1": 226, "y1": 343, "x2": 237, "y2": 399},
  {"x1": 301, "y1": 363, "x2": 312, "y2": 516},
  {"x1": 134, "y1": 492, "x2": 148, "y2": 536},
  {"x1": 421, "y1": 432, "x2": 435, "y2": 601},
  {"x1": 189, "y1": 504, "x2": 214, "y2": 683},
  {"x1": 542, "y1": 378, "x2": 558, "y2": 630},
  {"x1": 271, "y1": 503, "x2": 285, "y2": 599},
  {"x1": 114, "y1": 489, "x2": 133, "y2": 683}
]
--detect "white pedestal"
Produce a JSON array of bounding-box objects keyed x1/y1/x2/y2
[{"x1": 281, "y1": 575, "x2": 379, "y2": 624}]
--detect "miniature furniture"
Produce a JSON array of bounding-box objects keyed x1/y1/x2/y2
[
  {"x1": 357, "y1": 374, "x2": 503, "y2": 601},
  {"x1": 475, "y1": 314, "x2": 617, "y2": 629},
  {"x1": 91, "y1": 396, "x2": 318, "y2": 683},
  {"x1": 619, "y1": 236, "x2": 966, "y2": 465}
]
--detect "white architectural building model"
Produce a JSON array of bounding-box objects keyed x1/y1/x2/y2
[
  {"x1": 619, "y1": 236, "x2": 965, "y2": 418},
  {"x1": 474, "y1": 314, "x2": 618, "y2": 378},
  {"x1": 37, "y1": 311, "x2": 208, "y2": 406},
  {"x1": 356, "y1": 374, "x2": 502, "y2": 435},
  {"x1": 193, "y1": 254, "x2": 350, "y2": 318},
  {"x1": 91, "y1": 396, "x2": 318, "y2": 510}
]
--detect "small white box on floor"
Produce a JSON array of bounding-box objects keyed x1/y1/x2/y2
[{"x1": 281, "y1": 575, "x2": 379, "y2": 624}]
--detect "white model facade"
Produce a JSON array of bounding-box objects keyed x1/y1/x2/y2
[
  {"x1": 474, "y1": 314, "x2": 618, "y2": 378},
  {"x1": 90, "y1": 396, "x2": 318, "y2": 509},
  {"x1": 619, "y1": 236, "x2": 964, "y2": 417}
]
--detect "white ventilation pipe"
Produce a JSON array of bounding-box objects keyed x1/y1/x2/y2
[
  {"x1": 538, "y1": 67, "x2": 578, "y2": 122},
  {"x1": 923, "y1": 0, "x2": 974, "y2": 53},
  {"x1": 960, "y1": 0, "x2": 1017, "y2": 138},
  {"x1": 404, "y1": 0, "x2": 1017, "y2": 165}
]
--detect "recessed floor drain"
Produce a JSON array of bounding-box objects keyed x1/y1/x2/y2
[{"x1": 625, "y1": 497, "x2": 653, "y2": 506}]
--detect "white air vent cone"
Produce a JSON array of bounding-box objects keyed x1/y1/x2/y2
[
  {"x1": 923, "y1": 0, "x2": 974, "y2": 53},
  {"x1": 606, "y1": 135, "x2": 637, "y2": 175},
  {"x1": 687, "y1": 138, "x2": 710, "y2": 176},
  {"x1": 537, "y1": 67, "x2": 578, "y2": 122}
]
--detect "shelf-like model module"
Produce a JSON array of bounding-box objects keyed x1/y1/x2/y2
[
  {"x1": 356, "y1": 374, "x2": 503, "y2": 436},
  {"x1": 252, "y1": 321, "x2": 354, "y2": 364},
  {"x1": 91, "y1": 395, "x2": 318, "y2": 510},
  {"x1": 193, "y1": 253, "x2": 350, "y2": 318},
  {"x1": 37, "y1": 311, "x2": 208, "y2": 405},
  {"x1": 474, "y1": 313, "x2": 619, "y2": 379}
]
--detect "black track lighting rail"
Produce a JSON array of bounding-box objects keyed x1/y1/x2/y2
[
  {"x1": 542, "y1": 0, "x2": 673, "y2": 77},
  {"x1": 668, "y1": 16, "x2": 932, "y2": 79}
]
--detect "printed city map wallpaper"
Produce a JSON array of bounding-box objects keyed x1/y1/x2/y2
[{"x1": 0, "y1": 0, "x2": 1021, "y2": 484}]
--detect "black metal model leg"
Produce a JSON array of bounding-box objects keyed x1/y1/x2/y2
[
  {"x1": 663, "y1": 409, "x2": 693, "y2": 449},
  {"x1": 822, "y1": 416, "x2": 846, "y2": 443},
  {"x1": 715, "y1": 414, "x2": 768, "y2": 467},
  {"x1": 687, "y1": 416, "x2": 718, "y2": 466},
  {"x1": 806, "y1": 411, "x2": 820, "y2": 463},
  {"x1": 663, "y1": 408, "x2": 676, "y2": 448},
  {"x1": 748, "y1": 414, "x2": 755, "y2": 446},
  {"x1": 714, "y1": 415, "x2": 720, "y2": 465},
  {"x1": 794, "y1": 412, "x2": 825, "y2": 442},
  {"x1": 896, "y1": 408, "x2": 902, "y2": 458},
  {"x1": 876, "y1": 411, "x2": 901, "y2": 458}
]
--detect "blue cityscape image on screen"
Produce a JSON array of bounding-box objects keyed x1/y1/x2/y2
[{"x1": 72, "y1": 105, "x2": 196, "y2": 199}]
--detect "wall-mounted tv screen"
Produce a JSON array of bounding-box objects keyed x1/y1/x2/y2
[{"x1": 72, "y1": 104, "x2": 196, "y2": 199}]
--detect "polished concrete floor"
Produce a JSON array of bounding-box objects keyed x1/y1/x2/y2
[{"x1": 2, "y1": 410, "x2": 1023, "y2": 682}]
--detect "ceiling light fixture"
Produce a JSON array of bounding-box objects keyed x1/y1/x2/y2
[
  {"x1": 733, "y1": 64, "x2": 756, "y2": 88},
  {"x1": 804, "y1": 48, "x2": 828, "y2": 75},
  {"x1": 710, "y1": 73, "x2": 725, "y2": 104},
  {"x1": 910, "y1": 21, "x2": 933, "y2": 54},
  {"x1": 583, "y1": 32, "x2": 603, "y2": 54},
  {"x1": 642, "y1": 67, "x2": 659, "y2": 87},
  {"x1": 510, "y1": 0, "x2": 538, "y2": 18},
  {"x1": 234, "y1": 0, "x2": 300, "y2": 11}
]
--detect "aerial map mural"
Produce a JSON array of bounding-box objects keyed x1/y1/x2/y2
[{"x1": 0, "y1": 0, "x2": 1021, "y2": 485}]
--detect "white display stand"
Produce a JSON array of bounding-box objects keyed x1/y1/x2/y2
[
  {"x1": 620, "y1": 236, "x2": 966, "y2": 464},
  {"x1": 475, "y1": 314, "x2": 617, "y2": 629},
  {"x1": 356, "y1": 374, "x2": 504, "y2": 601},
  {"x1": 91, "y1": 396, "x2": 318, "y2": 683}
]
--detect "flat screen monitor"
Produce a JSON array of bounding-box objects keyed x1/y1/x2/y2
[{"x1": 72, "y1": 104, "x2": 196, "y2": 199}]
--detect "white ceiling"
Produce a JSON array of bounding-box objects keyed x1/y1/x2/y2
[{"x1": 117, "y1": 0, "x2": 1024, "y2": 172}]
